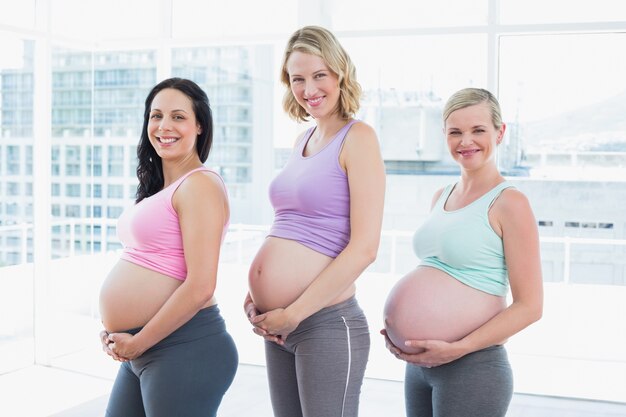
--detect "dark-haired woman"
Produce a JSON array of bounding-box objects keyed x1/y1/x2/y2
[{"x1": 98, "y1": 77, "x2": 238, "y2": 417}]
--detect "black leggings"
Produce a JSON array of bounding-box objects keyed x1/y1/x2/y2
[{"x1": 105, "y1": 305, "x2": 238, "y2": 417}]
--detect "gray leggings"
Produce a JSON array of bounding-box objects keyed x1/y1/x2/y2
[
  {"x1": 105, "y1": 305, "x2": 238, "y2": 417},
  {"x1": 265, "y1": 296, "x2": 370, "y2": 417},
  {"x1": 405, "y1": 345, "x2": 513, "y2": 417}
]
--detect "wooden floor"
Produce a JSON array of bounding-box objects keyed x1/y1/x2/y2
[{"x1": 2, "y1": 364, "x2": 623, "y2": 417}]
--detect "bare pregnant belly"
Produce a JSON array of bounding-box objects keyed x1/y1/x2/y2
[
  {"x1": 248, "y1": 237, "x2": 355, "y2": 313},
  {"x1": 99, "y1": 260, "x2": 215, "y2": 332},
  {"x1": 384, "y1": 266, "x2": 506, "y2": 354}
]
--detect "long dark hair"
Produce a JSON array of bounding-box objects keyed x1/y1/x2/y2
[{"x1": 135, "y1": 77, "x2": 213, "y2": 203}]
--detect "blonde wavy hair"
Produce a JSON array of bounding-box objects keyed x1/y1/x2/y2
[
  {"x1": 443, "y1": 88, "x2": 503, "y2": 129},
  {"x1": 281, "y1": 26, "x2": 362, "y2": 122}
]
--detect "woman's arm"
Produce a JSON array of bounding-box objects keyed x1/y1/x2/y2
[
  {"x1": 401, "y1": 189, "x2": 543, "y2": 367},
  {"x1": 108, "y1": 172, "x2": 228, "y2": 359},
  {"x1": 252, "y1": 122, "x2": 386, "y2": 339}
]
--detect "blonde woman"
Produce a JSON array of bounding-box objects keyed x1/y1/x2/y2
[
  {"x1": 383, "y1": 88, "x2": 543, "y2": 417},
  {"x1": 245, "y1": 26, "x2": 386, "y2": 417}
]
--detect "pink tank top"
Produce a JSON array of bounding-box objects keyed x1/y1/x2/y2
[
  {"x1": 117, "y1": 167, "x2": 228, "y2": 281},
  {"x1": 268, "y1": 120, "x2": 357, "y2": 258}
]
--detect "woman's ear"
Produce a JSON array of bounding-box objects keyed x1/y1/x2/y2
[{"x1": 496, "y1": 123, "x2": 506, "y2": 145}]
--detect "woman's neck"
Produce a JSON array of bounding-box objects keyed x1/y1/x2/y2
[
  {"x1": 458, "y1": 165, "x2": 504, "y2": 194},
  {"x1": 161, "y1": 156, "x2": 203, "y2": 187},
  {"x1": 312, "y1": 116, "x2": 351, "y2": 143}
]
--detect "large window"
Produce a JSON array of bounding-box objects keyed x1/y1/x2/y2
[
  {"x1": 332, "y1": 0, "x2": 488, "y2": 29},
  {"x1": 499, "y1": 33, "x2": 626, "y2": 172},
  {"x1": 1, "y1": 0, "x2": 625, "y2": 404},
  {"x1": 0, "y1": 33, "x2": 35, "y2": 373},
  {"x1": 171, "y1": 0, "x2": 296, "y2": 38},
  {"x1": 500, "y1": 0, "x2": 626, "y2": 24}
]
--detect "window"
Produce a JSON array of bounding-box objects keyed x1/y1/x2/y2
[
  {"x1": 107, "y1": 184, "x2": 124, "y2": 199},
  {"x1": 7, "y1": 146, "x2": 20, "y2": 175},
  {"x1": 65, "y1": 183, "x2": 81, "y2": 197},
  {"x1": 2, "y1": 1, "x2": 625, "y2": 405},
  {"x1": 172, "y1": 0, "x2": 296, "y2": 38},
  {"x1": 0, "y1": 0, "x2": 35, "y2": 29},
  {"x1": 107, "y1": 146, "x2": 124, "y2": 177},
  {"x1": 7, "y1": 182, "x2": 20, "y2": 196},
  {"x1": 51, "y1": 1, "x2": 160, "y2": 40},
  {"x1": 107, "y1": 206, "x2": 123, "y2": 218},
  {"x1": 65, "y1": 205, "x2": 81, "y2": 217},
  {"x1": 332, "y1": 0, "x2": 487, "y2": 30},
  {"x1": 93, "y1": 184, "x2": 102, "y2": 198},
  {"x1": 500, "y1": 0, "x2": 626, "y2": 24},
  {"x1": 51, "y1": 146, "x2": 60, "y2": 175},
  {"x1": 87, "y1": 146, "x2": 103, "y2": 177},
  {"x1": 65, "y1": 146, "x2": 81, "y2": 176},
  {"x1": 499, "y1": 33, "x2": 626, "y2": 177},
  {"x1": 25, "y1": 146, "x2": 33, "y2": 175},
  {"x1": 6, "y1": 202, "x2": 19, "y2": 216}
]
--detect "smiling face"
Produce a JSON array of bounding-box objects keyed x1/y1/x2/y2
[
  {"x1": 445, "y1": 102, "x2": 506, "y2": 172},
  {"x1": 286, "y1": 51, "x2": 341, "y2": 121},
  {"x1": 147, "y1": 88, "x2": 201, "y2": 162}
]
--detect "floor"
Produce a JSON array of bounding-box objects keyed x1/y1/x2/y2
[{"x1": 2, "y1": 364, "x2": 626, "y2": 417}]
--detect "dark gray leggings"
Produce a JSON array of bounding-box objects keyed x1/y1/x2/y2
[
  {"x1": 405, "y1": 345, "x2": 513, "y2": 417},
  {"x1": 105, "y1": 305, "x2": 238, "y2": 417},
  {"x1": 265, "y1": 296, "x2": 370, "y2": 417}
]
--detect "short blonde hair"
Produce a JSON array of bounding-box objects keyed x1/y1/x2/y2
[
  {"x1": 281, "y1": 26, "x2": 361, "y2": 122},
  {"x1": 443, "y1": 88, "x2": 503, "y2": 129}
]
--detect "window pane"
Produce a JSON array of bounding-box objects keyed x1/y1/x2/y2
[
  {"x1": 500, "y1": 0, "x2": 626, "y2": 24},
  {"x1": 172, "y1": 0, "x2": 297, "y2": 38},
  {"x1": 172, "y1": 45, "x2": 274, "y2": 202},
  {"x1": 332, "y1": 0, "x2": 488, "y2": 30},
  {"x1": 342, "y1": 34, "x2": 487, "y2": 169},
  {"x1": 499, "y1": 32, "x2": 626, "y2": 401},
  {"x1": 0, "y1": 34, "x2": 35, "y2": 373},
  {"x1": 50, "y1": 0, "x2": 160, "y2": 39},
  {"x1": 499, "y1": 33, "x2": 626, "y2": 178},
  {"x1": 0, "y1": 0, "x2": 35, "y2": 29},
  {"x1": 47, "y1": 46, "x2": 152, "y2": 375},
  {"x1": 1, "y1": 37, "x2": 33, "y2": 139}
]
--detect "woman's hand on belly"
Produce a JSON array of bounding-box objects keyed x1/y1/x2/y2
[
  {"x1": 251, "y1": 307, "x2": 300, "y2": 342},
  {"x1": 99, "y1": 329, "x2": 129, "y2": 362},
  {"x1": 380, "y1": 329, "x2": 404, "y2": 357},
  {"x1": 244, "y1": 292, "x2": 283, "y2": 345},
  {"x1": 107, "y1": 332, "x2": 147, "y2": 361},
  {"x1": 397, "y1": 339, "x2": 468, "y2": 368},
  {"x1": 381, "y1": 327, "x2": 468, "y2": 368}
]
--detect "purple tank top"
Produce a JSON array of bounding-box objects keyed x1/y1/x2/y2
[{"x1": 268, "y1": 120, "x2": 357, "y2": 258}]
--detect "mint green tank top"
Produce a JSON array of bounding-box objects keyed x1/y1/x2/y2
[{"x1": 412, "y1": 181, "x2": 514, "y2": 296}]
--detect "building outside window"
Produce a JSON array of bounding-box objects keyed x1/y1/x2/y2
[{"x1": 0, "y1": 0, "x2": 625, "y2": 405}]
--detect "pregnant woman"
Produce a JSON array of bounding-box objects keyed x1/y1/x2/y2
[
  {"x1": 98, "y1": 78, "x2": 238, "y2": 417},
  {"x1": 244, "y1": 26, "x2": 386, "y2": 417},
  {"x1": 383, "y1": 88, "x2": 543, "y2": 417}
]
